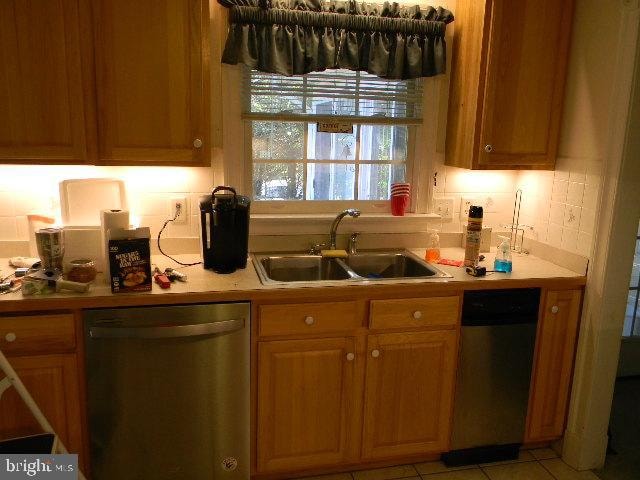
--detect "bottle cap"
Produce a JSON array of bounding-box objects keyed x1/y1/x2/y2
[{"x1": 469, "y1": 206, "x2": 483, "y2": 218}]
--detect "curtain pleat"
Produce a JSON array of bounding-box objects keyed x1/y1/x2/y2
[{"x1": 218, "y1": 0, "x2": 453, "y2": 79}]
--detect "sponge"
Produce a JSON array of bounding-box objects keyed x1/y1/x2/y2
[{"x1": 320, "y1": 249, "x2": 349, "y2": 258}]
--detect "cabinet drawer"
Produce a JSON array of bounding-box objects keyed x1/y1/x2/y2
[
  {"x1": 370, "y1": 296, "x2": 460, "y2": 330},
  {"x1": 0, "y1": 314, "x2": 76, "y2": 356},
  {"x1": 259, "y1": 302, "x2": 361, "y2": 337}
]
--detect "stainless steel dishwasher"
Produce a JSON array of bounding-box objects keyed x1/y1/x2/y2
[
  {"x1": 84, "y1": 302, "x2": 250, "y2": 480},
  {"x1": 443, "y1": 288, "x2": 540, "y2": 466}
]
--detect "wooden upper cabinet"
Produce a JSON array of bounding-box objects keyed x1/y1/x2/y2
[
  {"x1": 526, "y1": 289, "x2": 582, "y2": 442},
  {"x1": 257, "y1": 337, "x2": 361, "y2": 473},
  {"x1": 93, "y1": 0, "x2": 210, "y2": 165},
  {"x1": 446, "y1": 0, "x2": 575, "y2": 170},
  {"x1": 0, "y1": 0, "x2": 91, "y2": 164},
  {"x1": 362, "y1": 330, "x2": 457, "y2": 459}
]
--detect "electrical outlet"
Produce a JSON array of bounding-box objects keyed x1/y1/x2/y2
[
  {"x1": 460, "y1": 197, "x2": 475, "y2": 221},
  {"x1": 169, "y1": 196, "x2": 188, "y2": 224},
  {"x1": 480, "y1": 195, "x2": 497, "y2": 213},
  {"x1": 433, "y1": 198, "x2": 454, "y2": 220}
]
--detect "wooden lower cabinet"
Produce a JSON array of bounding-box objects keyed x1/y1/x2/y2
[
  {"x1": 0, "y1": 354, "x2": 83, "y2": 455},
  {"x1": 526, "y1": 289, "x2": 582, "y2": 442},
  {"x1": 362, "y1": 331, "x2": 458, "y2": 459},
  {"x1": 257, "y1": 337, "x2": 361, "y2": 473}
]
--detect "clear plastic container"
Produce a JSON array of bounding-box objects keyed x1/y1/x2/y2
[{"x1": 425, "y1": 230, "x2": 441, "y2": 263}]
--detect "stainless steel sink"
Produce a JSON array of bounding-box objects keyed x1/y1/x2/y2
[
  {"x1": 344, "y1": 251, "x2": 449, "y2": 279},
  {"x1": 256, "y1": 255, "x2": 356, "y2": 283},
  {"x1": 253, "y1": 250, "x2": 452, "y2": 285}
]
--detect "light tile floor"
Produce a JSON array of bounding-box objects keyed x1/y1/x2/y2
[{"x1": 293, "y1": 449, "x2": 601, "y2": 480}]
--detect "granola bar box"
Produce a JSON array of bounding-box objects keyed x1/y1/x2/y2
[{"x1": 108, "y1": 227, "x2": 152, "y2": 293}]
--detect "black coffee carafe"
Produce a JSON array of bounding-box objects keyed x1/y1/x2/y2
[{"x1": 199, "y1": 186, "x2": 250, "y2": 273}]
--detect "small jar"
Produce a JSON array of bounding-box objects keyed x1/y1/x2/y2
[{"x1": 66, "y1": 259, "x2": 97, "y2": 283}]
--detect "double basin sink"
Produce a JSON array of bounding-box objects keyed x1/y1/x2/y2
[{"x1": 253, "y1": 250, "x2": 452, "y2": 285}]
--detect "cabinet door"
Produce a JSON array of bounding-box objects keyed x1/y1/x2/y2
[
  {"x1": 257, "y1": 337, "x2": 361, "y2": 473},
  {"x1": 478, "y1": 0, "x2": 574, "y2": 168},
  {"x1": 93, "y1": 0, "x2": 209, "y2": 165},
  {"x1": 0, "y1": 0, "x2": 89, "y2": 164},
  {"x1": 362, "y1": 330, "x2": 458, "y2": 459},
  {"x1": 526, "y1": 289, "x2": 582, "y2": 442},
  {"x1": 0, "y1": 354, "x2": 84, "y2": 456}
]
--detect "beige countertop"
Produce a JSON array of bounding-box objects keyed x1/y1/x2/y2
[{"x1": 0, "y1": 248, "x2": 586, "y2": 313}]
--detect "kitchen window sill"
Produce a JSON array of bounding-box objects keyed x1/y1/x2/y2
[{"x1": 250, "y1": 213, "x2": 441, "y2": 236}]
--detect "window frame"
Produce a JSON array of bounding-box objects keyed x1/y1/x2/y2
[
  {"x1": 243, "y1": 118, "x2": 419, "y2": 214},
  {"x1": 624, "y1": 224, "x2": 640, "y2": 337},
  {"x1": 220, "y1": 65, "x2": 445, "y2": 222}
]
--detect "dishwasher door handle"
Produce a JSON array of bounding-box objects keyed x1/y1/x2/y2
[{"x1": 89, "y1": 318, "x2": 245, "y2": 339}]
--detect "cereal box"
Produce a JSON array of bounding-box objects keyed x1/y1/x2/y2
[{"x1": 108, "y1": 227, "x2": 152, "y2": 293}]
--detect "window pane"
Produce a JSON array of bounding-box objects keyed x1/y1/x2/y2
[
  {"x1": 358, "y1": 164, "x2": 407, "y2": 200},
  {"x1": 251, "y1": 94, "x2": 304, "y2": 114},
  {"x1": 307, "y1": 95, "x2": 356, "y2": 117},
  {"x1": 253, "y1": 163, "x2": 303, "y2": 200},
  {"x1": 306, "y1": 163, "x2": 355, "y2": 200},
  {"x1": 252, "y1": 121, "x2": 304, "y2": 160},
  {"x1": 307, "y1": 124, "x2": 356, "y2": 161},
  {"x1": 360, "y1": 125, "x2": 408, "y2": 161},
  {"x1": 624, "y1": 290, "x2": 638, "y2": 336},
  {"x1": 631, "y1": 256, "x2": 640, "y2": 288}
]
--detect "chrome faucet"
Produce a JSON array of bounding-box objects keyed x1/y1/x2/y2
[{"x1": 329, "y1": 209, "x2": 361, "y2": 250}]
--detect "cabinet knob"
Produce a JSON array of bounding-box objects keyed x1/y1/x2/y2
[
  {"x1": 371, "y1": 349, "x2": 380, "y2": 358},
  {"x1": 346, "y1": 352, "x2": 355, "y2": 362},
  {"x1": 484, "y1": 144, "x2": 493, "y2": 153},
  {"x1": 193, "y1": 138, "x2": 203, "y2": 148},
  {"x1": 551, "y1": 305, "x2": 559, "y2": 314},
  {"x1": 304, "y1": 316, "x2": 315, "y2": 326},
  {"x1": 5, "y1": 332, "x2": 16, "y2": 342},
  {"x1": 412, "y1": 310, "x2": 423, "y2": 320}
]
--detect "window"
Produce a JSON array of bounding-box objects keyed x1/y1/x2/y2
[
  {"x1": 624, "y1": 221, "x2": 640, "y2": 337},
  {"x1": 243, "y1": 69, "x2": 423, "y2": 209}
]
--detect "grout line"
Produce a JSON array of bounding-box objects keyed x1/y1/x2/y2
[
  {"x1": 537, "y1": 459, "x2": 560, "y2": 480},
  {"x1": 478, "y1": 468, "x2": 492, "y2": 479}
]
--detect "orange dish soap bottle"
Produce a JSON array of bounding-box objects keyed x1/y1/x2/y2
[{"x1": 425, "y1": 230, "x2": 441, "y2": 263}]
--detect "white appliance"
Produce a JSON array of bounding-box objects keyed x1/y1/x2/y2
[{"x1": 59, "y1": 178, "x2": 127, "y2": 226}]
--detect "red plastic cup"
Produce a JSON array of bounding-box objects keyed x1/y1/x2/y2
[{"x1": 391, "y1": 194, "x2": 410, "y2": 216}]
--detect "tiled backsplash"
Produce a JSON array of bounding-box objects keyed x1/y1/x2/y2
[
  {"x1": 432, "y1": 158, "x2": 602, "y2": 258},
  {"x1": 432, "y1": 165, "x2": 520, "y2": 234},
  {"x1": 517, "y1": 158, "x2": 601, "y2": 258},
  {"x1": 0, "y1": 165, "x2": 213, "y2": 242},
  {"x1": 0, "y1": 162, "x2": 600, "y2": 259}
]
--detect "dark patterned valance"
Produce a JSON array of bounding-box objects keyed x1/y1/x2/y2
[{"x1": 218, "y1": 0, "x2": 454, "y2": 79}]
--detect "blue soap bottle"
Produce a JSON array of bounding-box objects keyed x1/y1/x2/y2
[{"x1": 494, "y1": 236, "x2": 513, "y2": 273}]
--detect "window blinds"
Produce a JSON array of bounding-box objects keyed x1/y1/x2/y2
[{"x1": 243, "y1": 68, "x2": 423, "y2": 124}]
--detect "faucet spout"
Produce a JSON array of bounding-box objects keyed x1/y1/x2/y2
[{"x1": 329, "y1": 209, "x2": 361, "y2": 250}]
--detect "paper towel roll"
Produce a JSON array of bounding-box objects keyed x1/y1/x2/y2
[{"x1": 100, "y1": 209, "x2": 130, "y2": 276}]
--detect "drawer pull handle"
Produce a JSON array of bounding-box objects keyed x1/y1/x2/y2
[
  {"x1": 304, "y1": 316, "x2": 315, "y2": 326},
  {"x1": 193, "y1": 138, "x2": 203, "y2": 148},
  {"x1": 551, "y1": 305, "x2": 559, "y2": 314},
  {"x1": 5, "y1": 332, "x2": 16, "y2": 342},
  {"x1": 412, "y1": 311, "x2": 423, "y2": 320},
  {"x1": 346, "y1": 352, "x2": 355, "y2": 362},
  {"x1": 371, "y1": 349, "x2": 380, "y2": 358}
]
